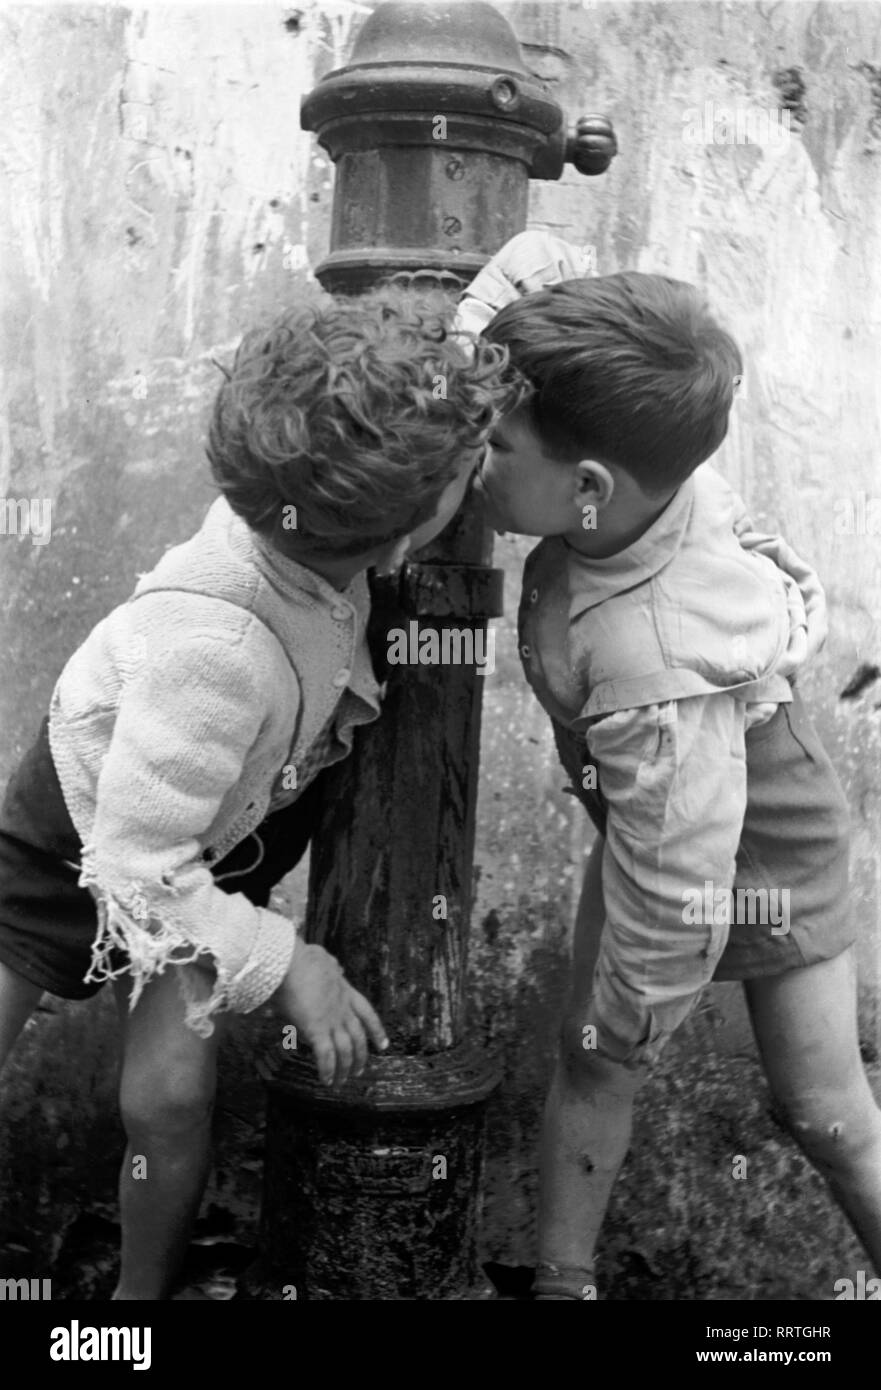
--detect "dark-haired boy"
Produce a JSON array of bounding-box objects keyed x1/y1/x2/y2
[
  {"x1": 0, "y1": 287, "x2": 512, "y2": 1299},
  {"x1": 462, "y1": 234, "x2": 881, "y2": 1298}
]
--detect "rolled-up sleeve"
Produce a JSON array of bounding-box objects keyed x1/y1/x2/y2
[{"x1": 582, "y1": 694, "x2": 749, "y2": 1065}]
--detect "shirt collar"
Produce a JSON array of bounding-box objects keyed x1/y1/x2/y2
[{"x1": 566, "y1": 475, "x2": 695, "y2": 619}]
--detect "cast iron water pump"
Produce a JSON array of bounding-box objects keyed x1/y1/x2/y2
[{"x1": 253, "y1": 0, "x2": 615, "y2": 1301}]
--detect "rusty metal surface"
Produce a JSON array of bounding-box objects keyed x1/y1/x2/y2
[
  {"x1": 254, "y1": 1084, "x2": 492, "y2": 1300},
  {"x1": 301, "y1": 0, "x2": 563, "y2": 140},
  {"x1": 305, "y1": 647, "x2": 487, "y2": 1052},
  {"x1": 301, "y1": 0, "x2": 615, "y2": 293},
  {"x1": 398, "y1": 561, "x2": 505, "y2": 619},
  {"x1": 531, "y1": 113, "x2": 619, "y2": 179},
  {"x1": 260, "y1": 1046, "x2": 502, "y2": 1113},
  {"x1": 319, "y1": 147, "x2": 530, "y2": 291}
]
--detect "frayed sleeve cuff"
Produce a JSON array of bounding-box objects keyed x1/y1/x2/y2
[{"x1": 78, "y1": 848, "x2": 296, "y2": 1037}]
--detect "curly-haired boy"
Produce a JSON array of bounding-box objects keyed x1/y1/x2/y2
[{"x1": 0, "y1": 286, "x2": 512, "y2": 1299}]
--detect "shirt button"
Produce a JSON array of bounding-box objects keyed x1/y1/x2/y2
[
  {"x1": 520, "y1": 644, "x2": 531, "y2": 659},
  {"x1": 333, "y1": 669, "x2": 350, "y2": 687},
  {"x1": 331, "y1": 606, "x2": 349, "y2": 621},
  {"x1": 529, "y1": 589, "x2": 539, "y2": 604}
]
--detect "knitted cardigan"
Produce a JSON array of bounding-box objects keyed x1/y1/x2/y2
[{"x1": 48, "y1": 497, "x2": 382, "y2": 1035}]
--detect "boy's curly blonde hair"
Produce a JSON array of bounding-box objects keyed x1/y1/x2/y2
[{"x1": 207, "y1": 285, "x2": 517, "y2": 558}]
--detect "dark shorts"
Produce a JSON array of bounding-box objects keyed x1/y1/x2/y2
[
  {"x1": 0, "y1": 717, "x2": 322, "y2": 1000},
  {"x1": 552, "y1": 686, "x2": 855, "y2": 980}
]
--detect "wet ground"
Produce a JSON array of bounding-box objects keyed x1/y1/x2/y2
[
  {"x1": 3, "y1": 994, "x2": 871, "y2": 1301},
  {"x1": 1, "y1": 870, "x2": 874, "y2": 1302}
]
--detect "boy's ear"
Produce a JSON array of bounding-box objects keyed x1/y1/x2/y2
[
  {"x1": 574, "y1": 459, "x2": 615, "y2": 511},
  {"x1": 374, "y1": 534, "x2": 411, "y2": 578}
]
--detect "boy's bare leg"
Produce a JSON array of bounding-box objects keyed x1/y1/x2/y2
[
  {"x1": 536, "y1": 836, "x2": 644, "y2": 1297},
  {"x1": 745, "y1": 945, "x2": 881, "y2": 1272},
  {"x1": 112, "y1": 965, "x2": 226, "y2": 1300},
  {"x1": 0, "y1": 960, "x2": 44, "y2": 1074}
]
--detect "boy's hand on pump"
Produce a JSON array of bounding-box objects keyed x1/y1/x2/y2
[
  {"x1": 270, "y1": 942, "x2": 389, "y2": 1086},
  {"x1": 467, "y1": 230, "x2": 594, "y2": 309}
]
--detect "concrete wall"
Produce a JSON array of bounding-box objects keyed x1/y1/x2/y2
[{"x1": 1, "y1": 0, "x2": 879, "y2": 1299}]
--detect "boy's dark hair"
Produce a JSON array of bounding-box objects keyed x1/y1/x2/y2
[
  {"x1": 482, "y1": 273, "x2": 743, "y2": 495},
  {"x1": 207, "y1": 286, "x2": 515, "y2": 559}
]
